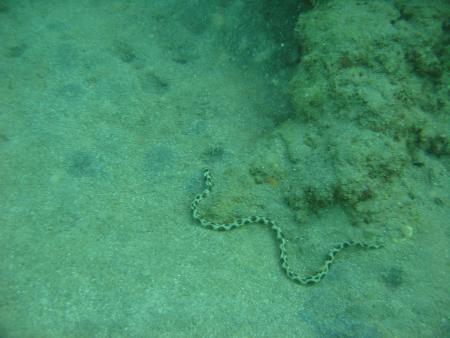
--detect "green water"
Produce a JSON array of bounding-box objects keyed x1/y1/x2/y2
[{"x1": 1, "y1": 0, "x2": 449, "y2": 337}]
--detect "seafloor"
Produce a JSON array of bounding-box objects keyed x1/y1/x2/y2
[{"x1": 1, "y1": 0, "x2": 449, "y2": 337}]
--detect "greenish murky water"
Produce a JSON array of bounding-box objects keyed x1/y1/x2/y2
[{"x1": 1, "y1": 1, "x2": 449, "y2": 337}]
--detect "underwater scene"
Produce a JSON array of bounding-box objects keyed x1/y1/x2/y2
[{"x1": 0, "y1": 0, "x2": 449, "y2": 337}]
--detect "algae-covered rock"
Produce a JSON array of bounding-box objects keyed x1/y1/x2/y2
[
  {"x1": 281, "y1": 0, "x2": 449, "y2": 229},
  {"x1": 289, "y1": 0, "x2": 449, "y2": 145},
  {"x1": 331, "y1": 127, "x2": 409, "y2": 205}
]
